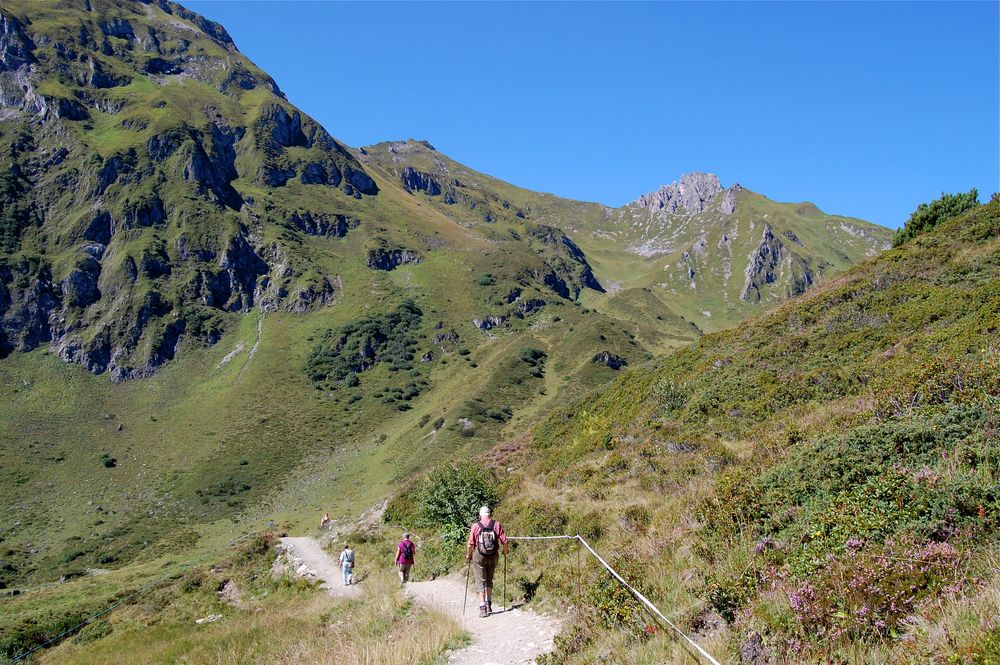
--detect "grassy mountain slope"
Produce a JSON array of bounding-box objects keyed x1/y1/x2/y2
[
  {"x1": 361, "y1": 140, "x2": 892, "y2": 333},
  {"x1": 476, "y1": 199, "x2": 998, "y2": 663},
  {"x1": 0, "y1": 1, "x2": 900, "y2": 661}
]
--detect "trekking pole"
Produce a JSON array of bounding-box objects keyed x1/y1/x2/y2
[
  {"x1": 462, "y1": 558, "x2": 472, "y2": 617},
  {"x1": 503, "y1": 551, "x2": 508, "y2": 613}
]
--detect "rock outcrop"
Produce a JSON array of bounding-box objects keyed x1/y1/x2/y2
[
  {"x1": 513, "y1": 298, "x2": 545, "y2": 318},
  {"x1": 629, "y1": 173, "x2": 724, "y2": 216},
  {"x1": 0, "y1": 0, "x2": 382, "y2": 379},
  {"x1": 399, "y1": 167, "x2": 442, "y2": 196},
  {"x1": 527, "y1": 224, "x2": 603, "y2": 299},
  {"x1": 472, "y1": 315, "x2": 507, "y2": 331},
  {"x1": 366, "y1": 248, "x2": 421, "y2": 271},
  {"x1": 592, "y1": 351, "x2": 627, "y2": 370},
  {"x1": 288, "y1": 211, "x2": 359, "y2": 238},
  {"x1": 740, "y1": 224, "x2": 814, "y2": 303},
  {"x1": 720, "y1": 184, "x2": 741, "y2": 215}
]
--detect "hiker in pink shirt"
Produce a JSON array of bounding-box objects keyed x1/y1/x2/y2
[
  {"x1": 395, "y1": 532, "x2": 416, "y2": 584},
  {"x1": 465, "y1": 505, "x2": 509, "y2": 617}
]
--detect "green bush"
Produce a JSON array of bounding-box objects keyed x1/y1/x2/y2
[
  {"x1": 586, "y1": 549, "x2": 648, "y2": 633},
  {"x1": 512, "y1": 500, "x2": 568, "y2": 536},
  {"x1": 893, "y1": 189, "x2": 979, "y2": 247},
  {"x1": 413, "y1": 462, "x2": 501, "y2": 539},
  {"x1": 73, "y1": 619, "x2": 111, "y2": 645},
  {"x1": 0, "y1": 169, "x2": 29, "y2": 254},
  {"x1": 519, "y1": 347, "x2": 547, "y2": 366},
  {"x1": 305, "y1": 300, "x2": 424, "y2": 387},
  {"x1": 474, "y1": 273, "x2": 496, "y2": 286}
]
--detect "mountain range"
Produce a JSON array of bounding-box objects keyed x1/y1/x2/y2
[{"x1": 11, "y1": 2, "x2": 990, "y2": 664}]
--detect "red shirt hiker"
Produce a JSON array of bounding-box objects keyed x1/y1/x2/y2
[
  {"x1": 395, "y1": 533, "x2": 416, "y2": 584},
  {"x1": 396, "y1": 538, "x2": 415, "y2": 565},
  {"x1": 466, "y1": 518, "x2": 509, "y2": 552},
  {"x1": 465, "y1": 507, "x2": 509, "y2": 617}
]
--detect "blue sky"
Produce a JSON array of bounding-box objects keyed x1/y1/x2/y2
[{"x1": 187, "y1": 1, "x2": 999, "y2": 229}]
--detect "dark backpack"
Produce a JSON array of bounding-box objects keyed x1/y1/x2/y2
[
  {"x1": 401, "y1": 541, "x2": 414, "y2": 561},
  {"x1": 475, "y1": 519, "x2": 498, "y2": 556}
]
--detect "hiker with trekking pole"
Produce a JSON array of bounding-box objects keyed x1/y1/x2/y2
[{"x1": 465, "y1": 505, "x2": 509, "y2": 618}]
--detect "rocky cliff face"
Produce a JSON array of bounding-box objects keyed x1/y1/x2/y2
[
  {"x1": 0, "y1": 0, "x2": 379, "y2": 380},
  {"x1": 526, "y1": 224, "x2": 604, "y2": 299},
  {"x1": 739, "y1": 224, "x2": 815, "y2": 303}
]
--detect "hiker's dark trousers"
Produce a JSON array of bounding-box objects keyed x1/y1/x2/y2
[{"x1": 472, "y1": 550, "x2": 498, "y2": 592}]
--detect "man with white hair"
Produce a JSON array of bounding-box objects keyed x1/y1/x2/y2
[{"x1": 466, "y1": 505, "x2": 509, "y2": 617}]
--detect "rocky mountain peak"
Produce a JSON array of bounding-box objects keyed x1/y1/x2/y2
[
  {"x1": 629, "y1": 172, "x2": 725, "y2": 216},
  {"x1": 379, "y1": 139, "x2": 437, "y2": 155}
]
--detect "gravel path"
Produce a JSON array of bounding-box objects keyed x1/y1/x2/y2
[
  {"x1": 277, "y1": 536, "x2": 362, "y2": 598},
  {"x1": 278, "y1": 537, "x2": 560, "y2": 663},
  {"x1": 406, "y1": 573, "x2": 560, "y2": 665}
]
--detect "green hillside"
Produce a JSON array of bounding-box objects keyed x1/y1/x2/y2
[
  {"x1": 361, "y1": 141, "x2": 892, "y2": 333},
  {"x1": 473, "y1": 199, "x2": 998, "y2": 663},
  {"x1": 0, "y1": 1, "x2": 908, "y2": 662}
]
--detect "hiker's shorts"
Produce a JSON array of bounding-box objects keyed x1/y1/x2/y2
[
  {"x1": 472, "y1": 551, "x2": 499, "y2": 592},
  {"x1": 398, "y1": 563, "x2": 412, "y2": 582}
]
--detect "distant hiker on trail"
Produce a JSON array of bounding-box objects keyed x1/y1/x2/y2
[
  {"x1": 466, "y1": 505, "x2": 509, "y2": 617},
  {"x1": 339, "y1": 543, "x2": 355, "y2": 586},
  {"x1": 395, "y1": 532, "x2": 416, "y2": 584},
  {"x1": 320, "y1": 512, "x2": 331, "y2": 530}
]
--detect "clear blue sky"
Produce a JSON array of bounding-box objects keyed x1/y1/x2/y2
[{"x1": 187, "y1": 1, "x2": 999, "y2": 229}]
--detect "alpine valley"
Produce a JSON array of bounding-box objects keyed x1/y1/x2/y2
[{"x1": 3, "y1": 2, "x2": 994, "y2": 665}]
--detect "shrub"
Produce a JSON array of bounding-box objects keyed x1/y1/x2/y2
[
  {"x1": 519, "y1": 347, "x2": 547, "y2": 366},
  {"x1": 73, "y1": 619, "x2": 111, "y2": 645},
  {"x1": 513, "y1": 500, "x2": 568, "y2": 536},
  {"x1": 893, "y1": 189, "x2": 979, "y2": 247},
  {"x1": 587, "y1": 548, "x2": 648, "y2": 633},
  {"x1": 62, "y1": 549, "x2": 85, "y2": 563},
  {"x1": 781, "y1": 537, "x2": 964, "y2": 641},
  {"x1": 305, "y1": 300, "x2": 424, "y2": 389},
  {"x1": 0, "y1": 169, "x2": 29, "y2": 254},
  {"x1": 567, "y1": 510, "x2": 604, "y2": 541},
  {"x1": 474, "y1": 273, "x2": 496, "y2": 286},
  {"x1": 414, "y1": 462, "x2": 501, "y2": 538},
  {"x1": 617, "y1": 505, "x2": 650, "y2": 534},
  {"x1": 486, "y1": 407, "x2": 510, "y2": 421}
]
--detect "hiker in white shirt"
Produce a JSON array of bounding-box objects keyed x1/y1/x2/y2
[{"x1": 339, "y1": 543, "x2": 355, "y2": 585}]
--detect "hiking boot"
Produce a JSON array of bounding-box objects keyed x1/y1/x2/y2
[
  {"x1": 486, "y1": 601, "x2": 493, "y2": 615},
  {"x1": 478, "y1": 604, "x2": 488, "y2": 618}
]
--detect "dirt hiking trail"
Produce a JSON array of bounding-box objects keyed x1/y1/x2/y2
[
  {"x1": 407, "y1": 573, "x2": 560, "y2": 665},
  {"x1": 277, "y1": 537, "x2": 362, "y2": 598},
  {"x1": 278, "y1": 537, "x2": 560, "y2": 664}
]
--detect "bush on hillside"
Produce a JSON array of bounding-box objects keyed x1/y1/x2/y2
[
  {"x1": 305, "y1": 299, "x2": 423, "y2": 384},
  {"x1": 474, "y1": 273, "x2": 496, "y2": 286},
  {"x1": 586, "y1": 548, "x2": 649, "y2": 634},
  {"x1": 700, "y1": 403, "x2": 998, "y2": 631},
  {"x1": 892, "y1": 189, "x2": 979, "y2": 247},
  {"x1": 781, "y1": 537, "x2": 964, "y2": 642},
  {"x1": 412, "y1": 462, "x2": 501, "y2": 539}
]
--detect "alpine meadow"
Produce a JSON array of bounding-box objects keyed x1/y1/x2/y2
[{"x1": 0, "y1": 1, "x2": 996, "y2": 664}]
